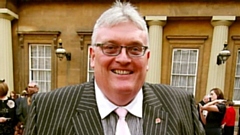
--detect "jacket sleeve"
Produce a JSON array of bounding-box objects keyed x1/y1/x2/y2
[
  {"x1": 190, "y1": 95, "x2": 206, "y2": 135},
  {"x1": 24, "y1": 95, "x2": 37, "y2": 135}
]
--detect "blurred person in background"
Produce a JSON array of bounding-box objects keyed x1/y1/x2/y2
[
  {"x1": 198, "y1": 94, "x2": 211, "y2": 127},
  {"x1": 199, "y1": 87, "x2": 226, "y2": 135},
  {"x1": 10, "y1": 91, "x2": 19, "y2": 100},
  {"x1": 221, "y1": 100, "x2": 236, "y2": 135},
  {"x1": 16, "y1": 82, "x2": 39, "y2": 135},
  {"x1": 10, "y1": 91, "x2": 22, "y2": 109},
  {"x1": 0, "y1": 79, "x2": 18, "y2": 135}
]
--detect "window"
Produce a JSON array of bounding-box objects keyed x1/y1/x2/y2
[
  {"x1": 170, "y1": 49, "x2": 199, "y2": 95},
  {"x1": 233, "y1": 50, "x2": 240, "y2": 102},
  {"x1": 29, "y1": 44, "x2": 52, "y2": 93},
  {"x1": 17, "y1": 31, "x2": 60, "y2": 93}
]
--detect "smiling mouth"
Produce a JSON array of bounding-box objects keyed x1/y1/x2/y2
[{"x1": 112, "y1": 70, "x2": 132, "y2": 75}]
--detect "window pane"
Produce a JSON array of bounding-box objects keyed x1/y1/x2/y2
[
  {"x1": 39, "y1": 46, "x2": 45, "y2": 57},
  {"x1": 181, "y1": 50, "x2": 189, "y2": 62},
  {"x1": 174, "y1": 51, "x2": 181, "y2": 62},
  {"x1": 189, "y1": 50, "x2": 197, "y2": 62},
  {"x1": 180, "y1": 63, "x2": 188, "y2": 74},
  {"x1": 172, "y1": 63, "x2": 180, "y2": 74},
  {"x1": 39, "y1": 58, "x2": 45, "y2": 69},
  {"x1": 188, "y1": 63, "x2": 196, "y2": 74},
  {"x1": 171, "y1": 75, "x2": 179, "y2": 86},
  {"x1": 188, "y1": 76, "x2": 195, "y2": 86},
  {"x1": 45, "y1": 46, "x2": 51, "y2": 57},
  {"x1": 31, "y1": 58, "x2": 37, "y2": 68},
  {"x1": 45, "y1": 58, "x2": 51, "y2": 69},
  {"x1": 31, "y1": 46, "x2": 37, "y2": 57}
]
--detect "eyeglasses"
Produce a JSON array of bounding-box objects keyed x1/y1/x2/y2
[{"x1": 94, "y1": 43, "x2": 148, "y2": 57}]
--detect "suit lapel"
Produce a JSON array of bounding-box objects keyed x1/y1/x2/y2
[
  {"x1": 71, "y1": 81, "x2": 170, "y2": 135},
  {"x1": 71, "y1": 81, "x2": 104, "y2": 135},
  {"x1": 143, "y1": 83, "x2": 169, "y2": 135}
]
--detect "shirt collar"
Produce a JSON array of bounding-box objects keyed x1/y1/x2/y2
[{"x1": 95, "y1": 81, "x2": 143, "y2": 119}]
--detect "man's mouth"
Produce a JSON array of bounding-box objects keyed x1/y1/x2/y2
[{"x1": 112, "y1": 70, "x2": 132, "y2": 75}]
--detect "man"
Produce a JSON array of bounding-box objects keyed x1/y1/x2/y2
[
  {"x1": 24, "y1": 1, "x2": 205, "y2": 135},
  {"x1": 16, "y1": 82, "x2": 39, "y2": 135}
]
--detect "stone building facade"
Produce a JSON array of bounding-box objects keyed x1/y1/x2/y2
[{"x1": 1, "y1": 0, "x2": 240, "y2": 107}]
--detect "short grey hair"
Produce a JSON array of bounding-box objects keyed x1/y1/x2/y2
[{"x1": 91, "y1": 0, "x2": 148, "y2": 45}]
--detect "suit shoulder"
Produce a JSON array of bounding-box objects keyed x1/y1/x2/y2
[
  {"x1": 145, "y1": 83, "x2": 192, "y2": 97},
  {"x1": 33, "y1": 82, "x2": 90, "y2": 101}
]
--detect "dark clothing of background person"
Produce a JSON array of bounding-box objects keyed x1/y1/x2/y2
[
  {"x1": 16, "y1": 97, "x2": 30, "y2": 126},
  {"x1": 204, "y1": 103, "x2": 226, "y2": 135},
  {"x1": 198, "y1": 100, "x2": 206, "y2": 127},
  {"x1": 0, "y1": 97, "x2": 17, "y2": 135}
]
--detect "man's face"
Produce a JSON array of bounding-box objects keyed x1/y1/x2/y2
[
  {"x1": 90, "y1": 22, "x2": 150, "y2": 106},
  {"x1": 27, "y1": 86, "x2": 39, "y2": 95}
]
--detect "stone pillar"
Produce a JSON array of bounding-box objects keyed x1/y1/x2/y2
[
  {"x1": 145, "y1": 16, "x2": 167, "y2": 83},
  {"x1": 206, "y1": 16, "x2": 235, "y2": 93},
  {"x1": 0, "y1": 8, "x2": 18, "y2": 91}
]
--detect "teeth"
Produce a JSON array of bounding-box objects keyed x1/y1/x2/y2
[{"x1": 114, "y1": 70, "x2": 131, "y2": 75}]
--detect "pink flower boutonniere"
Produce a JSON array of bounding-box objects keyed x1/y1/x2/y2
[{"x1": 7, "y1": 100, "x2": 15, "y2": 108}]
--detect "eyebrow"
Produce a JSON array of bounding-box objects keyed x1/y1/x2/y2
[{"x1": 102, "y1": 41, "x2": 144, "y2": 46}]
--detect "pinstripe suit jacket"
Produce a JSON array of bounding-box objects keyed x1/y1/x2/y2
[{"x1": 24, "y1": 80, "x2": 205, "y2": 135}]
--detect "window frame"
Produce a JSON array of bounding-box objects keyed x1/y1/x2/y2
[
  {"x1": 17, "y1": 31, "x2": 60, "y2": 92},
  {"x1": 166, "y1": 35, "x2": 208, "y2": 99},
  {"x1": 230, "y1": 36, "x2": 240, "y2": 105},
  {"x1": 29, "y1": 44, "x2": 52, "y2": 93},
  {"x1": 170, "y1": 49, "x2": 199, "y2": 95}
]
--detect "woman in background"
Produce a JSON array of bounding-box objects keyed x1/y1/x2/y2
[
  {"x1": 199, "y1": 87, "x2": 226, "y2": 135},
  {"x1": 222, "y1": 100, "x2": 236, "y2": 135},
  {"x1": 0, "y1": 79, "x2": 17, "y2": 135}
]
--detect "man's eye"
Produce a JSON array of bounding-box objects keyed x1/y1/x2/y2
[
  {"x1": 104, "y1": 44, "x2": 118, "y2": 50},
  {"x1": 130, "y1": 46, "x2": 142, "y2": 52}
]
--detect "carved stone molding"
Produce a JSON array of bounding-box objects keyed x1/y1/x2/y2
[
  {"x1": 17, "y1": 31, "x2": 61, "y2": 48},
  {"x1": 166, "y1": 35, "x2": 208, "y2": 44},
  {"x1": 76, "y1": 30, "x2": 92, "y2": 50}
]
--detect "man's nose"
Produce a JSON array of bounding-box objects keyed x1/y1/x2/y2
[{"x1": 115, "y1": 48, "x2": 131, "y2": 62}]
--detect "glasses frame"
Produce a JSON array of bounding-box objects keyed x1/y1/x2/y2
[{"x1": 94, "y1": 43, "x2": 148, "y2": 57}]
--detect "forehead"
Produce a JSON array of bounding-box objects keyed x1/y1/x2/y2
[
  {"x1": 210, "y1": 91, "x2": 216, "y2": 94},
  {"x1": 95, "y1": 22, "x2": 148, "y2": 45}
]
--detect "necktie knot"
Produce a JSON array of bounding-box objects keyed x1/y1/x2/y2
[
  {"x1": 115, "y1": 107, "x2": 128, "y2": 119},
  {"x1": 114, "y1": 107, "x2": 131, "y2": 135}
]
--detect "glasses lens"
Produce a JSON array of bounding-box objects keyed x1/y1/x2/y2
[
  {"x1": 102, "y1": 44, "x2": 120, "y2": 56},
  {"x1": 128, "y1": 46, "x2": 145, "y2": 56}
]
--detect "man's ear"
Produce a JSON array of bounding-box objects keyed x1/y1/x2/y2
[
  {"x1": 146, "y1": 51, "x2": 150, "y2": 71},
  {"x1": 89, "y1": 47, "x2": 95, "y2": 68}
]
